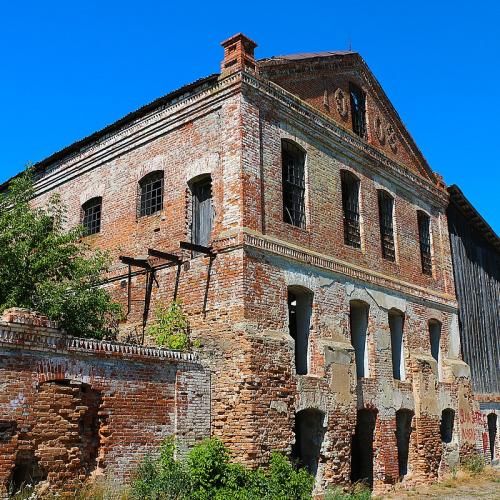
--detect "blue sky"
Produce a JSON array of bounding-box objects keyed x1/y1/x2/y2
[{"x1": 1, "y1": 1, "x2": 499, "y2": 232}]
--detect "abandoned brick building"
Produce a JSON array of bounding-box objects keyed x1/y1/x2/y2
[
  {"x1": 0, "y1": 33, "x2": 485, "y2": 495},
  {"x1": 447, "y1": 185, "x2": 500, "y2": 465}
]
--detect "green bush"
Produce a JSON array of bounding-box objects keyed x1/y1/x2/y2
[
  {"x1": 325, "y1": 482, "x2": 371, "y2": 500},
  {"x1": 131, "y1": 437, "x2": 314, "y2": 500},
  {"x1": 461, "y1": 453, "x2": 485, "y2": 474},
  {"x1": 148, "y1": 301, "x2": 190, "y2": 350}
]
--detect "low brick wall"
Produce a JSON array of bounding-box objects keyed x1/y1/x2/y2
[{"x1": 0, "y1": 310, "x2": 210, "y2": 497}]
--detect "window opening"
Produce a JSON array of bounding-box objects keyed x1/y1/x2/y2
[
  {"x1": 389, "y1": 310, "x2": 405, "y2": 381},
  {"x1": 488, "y1": 413, "x2": 497, "y2": 461},
  {"x1": 349, "y1": 83, "x2": 367, "y2": 139},
  {"x1": 417, "y1": 211, "x2": 432, "y2": 275},
  {"x1": 341, "y1": 171, "x2": 361, "y2": 248},
  {"x1": 350, "y1": 301, "x2": 369, "y2": 378},
  {"x1": 139, "y1": 171, "x2": 164, "y2": 217},
  {"x1": 396, "y1": 409, "x2": 413, "y2": 477},
  {"x1": 291, "y1": 409, "x2": 325, "y2": 477},
  {"x1": 191, "y1": 177, "x2": 213, "y2": 248},
  {"x1": 282, "y1": 140, "x2": 306, "y2": 228},
  {"x1": 82, "y1": 197, "x2": 102, "y2": 235},
  {"x1": 440, "y1": 409, "x2": 455, "y2": 443},
  {"x1": 287, "y1": 287, "x2": 312, "y2": 375},
  {"x1": 378, "y1": 191, "x2": 395, "y2": 261},
  {"x1": 351, "y1": 409, "x2": 376, "y2": 489},
  {"x1": 429, "y1": 320, "x2": 442, "y2": 380}
]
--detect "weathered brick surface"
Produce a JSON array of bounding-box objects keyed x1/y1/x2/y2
[
  {"x1": 0, "y1": 310, "x2": 210, "y2": 497},
  {"x1": 1, "y1": 34, "x2": 481, "y2": 495}
]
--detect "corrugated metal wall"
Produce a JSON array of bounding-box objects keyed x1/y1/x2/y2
[{"x1": 448, "y1": 204, "x2": 500, "y2": 394}]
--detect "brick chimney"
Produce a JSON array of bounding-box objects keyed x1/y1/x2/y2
[{"x1": 220, "y1": 33, "x2": 257, "y2": 76}]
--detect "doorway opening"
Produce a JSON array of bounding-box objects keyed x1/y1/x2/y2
[
  {"x1": 351, "y1": 409, "x2": 376, "y2": 489},
  {"x1": 291, "y1": 408, "x2": 325, "y2": 477}
]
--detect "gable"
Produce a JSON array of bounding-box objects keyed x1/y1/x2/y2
[{"x1": 257, "y1": 53, "x2": 436, "y2": 183}]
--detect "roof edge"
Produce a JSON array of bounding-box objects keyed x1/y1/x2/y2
[
  {"x1": 448, "y1": 184, "x2": 500, "y2": 253},
  {"x1": 1, "y1": 73, "x2": 220, "y2": 191}
]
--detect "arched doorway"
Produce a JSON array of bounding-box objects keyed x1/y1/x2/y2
[
  {"x1": 351, "y1": 409, "x2": 376, "y2": 488},
  {"x1": 291, "y1": 408, "x2": 325, "y2": 477}
]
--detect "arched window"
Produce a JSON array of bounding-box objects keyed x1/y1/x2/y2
[
  {"x1": 350, "y1": 300, "x2": 369, "y2": 379},
  {"x1": 389, "y1": 309, "x2": 405, "y2": 381},
  {"x1": 138, "y1": 171, "x2": 164, "y2": 217},
  {"x1": 82, "y1": 197, "x2": 102, "y2": 235},
  {"x1": 378, "y1": 190, "x2": 395, "y2": 261},
  {"x1": 349, "y1": 83, "x2": 367, "y2": 139},
  {"x1": 287, "y1": 286, "x2": 312, "y2": 375},
  {"x1": 282, "y1": 140, "x2": 306, "y2": 228},
  {"x1": 417, "y1": 211, "x2": 432, "y2": 276},
  {"x1": 440, "y1": 409, "x2": 455, "y2": 443},
  {"x1": 341, "y1": 171, "x2": 361, "y2": 248}
]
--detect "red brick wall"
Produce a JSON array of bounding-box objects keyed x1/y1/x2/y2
[{"x1": 0, "y1": 311, "x2": 210, "y2": 496}]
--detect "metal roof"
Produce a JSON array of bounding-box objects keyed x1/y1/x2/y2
[{"x1": 260, "y1": 51, "x2": 355, "y2": 62}]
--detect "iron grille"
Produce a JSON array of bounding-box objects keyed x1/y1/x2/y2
[
  {"x1": 417, "y1": 211, "x2": 432, "y2": 275},
  {"x1": 282, "y1": 141, "x2": 306, "y2": 228},
  {"x1": 341, "y1": 171, "x2": 361, "y2": 248},
  {"x1": 349, "y1": 83, "x2": 367, "y2": 139},
  {"x1": 82, "y1": 197, "x2": 102, "y2": 235},
  {"x1": 139, "y1": 171, "x2": 164, "y2": 217},
  {"x1": 378, "y1": 191, "x2": 395, "y2": 261}
]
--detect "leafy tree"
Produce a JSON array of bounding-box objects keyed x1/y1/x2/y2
[{"x1": 0, "y1": 169, "x2": 121, "y2": 338}]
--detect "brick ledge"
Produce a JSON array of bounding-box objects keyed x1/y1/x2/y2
[{"x1": 0, "y1": 324, "x2": 197, "y2": 362}]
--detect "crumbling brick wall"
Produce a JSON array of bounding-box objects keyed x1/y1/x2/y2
[{"x1": 0, "y1": 310, "x2": 210, "y2": 497}]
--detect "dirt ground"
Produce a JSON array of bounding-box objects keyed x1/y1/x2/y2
[{"x1": 380, "y1": 468, "x2": 500, "y2": 499}]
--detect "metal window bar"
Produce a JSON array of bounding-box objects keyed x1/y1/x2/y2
[
  {"x1": 82, "y1": 197, "x2": 102, "y2": 235},
  {"x1": 418, "y1": 211, "x2": 432, "y2": 275},
  {"x1": 282, "y1": 141, "x2": 306, "y2": 228},
  {"x1": 139, "y1": 172, "x2": 164, "y2": 217},
  {"x1": 378, "y1": 191, "x2": 395, "y2": 261},
  {"x1": 349, "y1": 84, "x2": 367, "y2": 139},
  {"x1": 341, "y1": 172, "x2": 361, "y2": 248}
]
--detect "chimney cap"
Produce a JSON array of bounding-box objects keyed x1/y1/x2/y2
[{"x1": 221, "y1": 32, "x2": 257, "y2": 49}]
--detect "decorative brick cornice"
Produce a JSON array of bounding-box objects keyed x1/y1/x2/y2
[
  {"x1": 240, "y1": 72, "x2": 448, "y2": 209},
  {"x1": 242, "y1": 229, "x2": 458, "y2": 310},
  {"x1": 32, "y1": 73, "x2": 243, "y2": 197},
  {"x1": 0, "y1": 323, "x2": 197, "y2": 362}
]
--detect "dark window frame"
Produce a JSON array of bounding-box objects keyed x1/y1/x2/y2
[
  {"x1": 341, "y1": 170, "x2": 361, "y2": 248},
  {"x1": 82, "y1": 197, "x2": 102, "y2": 236},
  {"x1": 378, "y1": 190, "x2": 395, "y2": 261},
  {"x1": 138, "y1": 171, "x2": 164, "y2": 218},
  {"x1": 417, "y1": 211, "x2": 432, "y2": 276},
  {"x1": 349, "y1": 83, "x2": 367, "y2": 139},
  {"x1": 282, "y1": 140, "x2": 306, "y2": 229}
]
